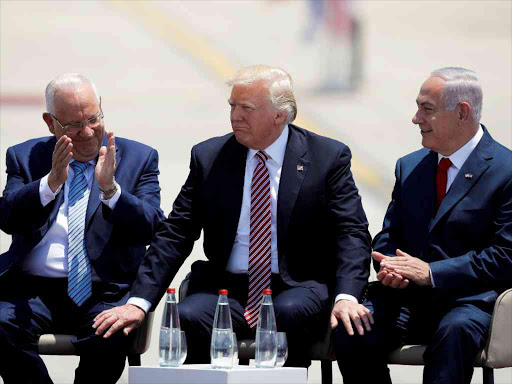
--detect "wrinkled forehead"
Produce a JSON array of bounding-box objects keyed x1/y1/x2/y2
[
  {"x1": 54, "y1": 83, "x2": 99, "y2": 118},
  {"x1": 230, "y1": 80, "x2": 271, "y2": 104}
]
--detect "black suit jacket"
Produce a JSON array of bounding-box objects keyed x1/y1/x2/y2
[
  {"x1": 373, "y1": 127, "x2": 512, "y2": 306},
  {"x1": 131, "y1": 124, "x2": 372, "y2": 309},
  {"x1": 0, "y1": 135, "x2": 165, "y2": 284}
]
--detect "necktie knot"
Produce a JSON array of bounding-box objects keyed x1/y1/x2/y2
[
  {"x1": 70, "y1": 161, "x2": 88, "y2": 174},
  {"x1": 255, "y1": 151, "x2": 269, "y2": 164},
  {"x1": 439, "y1": 158, "x2": 452, "y2": 172}
]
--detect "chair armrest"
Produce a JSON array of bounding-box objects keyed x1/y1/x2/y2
[
  {"x1": 482, "y1": 288, "x2": 512, "y2": 368},
  {"x1": 38, "y1": 334, "x2": 76, "y2": 355},
  {"x1": 129, "y1": 311, "x2": 155, "y2": 354}
]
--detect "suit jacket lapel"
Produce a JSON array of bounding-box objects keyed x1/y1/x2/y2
[
  {"x1": 429, "y1": 130, "x2": 494, "y2": 232},
  {"x1": 277, "y1": 126, "x2": 310, "y2": 258},
  {"x1": 402, "y1": 150, "x2": 437, "y2": 236},
  {"x1": 219, "y1": 136, "x2": 247, "y2": 263}
]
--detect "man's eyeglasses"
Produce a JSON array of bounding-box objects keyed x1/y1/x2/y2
[{"x1": 51, "y1": 97, "x2": 104, "y2": 134}]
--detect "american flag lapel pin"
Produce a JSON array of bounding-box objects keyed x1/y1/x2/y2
[
  {"x1": 297, "y1": 164, "x2": 304, "y2": 172},
  {"x1": 465, "y1": 173, "x2": 473, "y2": 179}
]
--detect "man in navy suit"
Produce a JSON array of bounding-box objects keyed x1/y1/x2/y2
[
  {"x1": 0, "y1": 73, "x2": 164, "y2": 384},
  {"x1": 94, "y1": 65, "x2": 373, "y2": 368},
  {"x1": 336, "y1": 67, "x2": 512, "y2": 383}
]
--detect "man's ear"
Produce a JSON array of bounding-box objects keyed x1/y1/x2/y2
[
  {"x1": 274, "y1": 110, "x2": 287, "y2": 126},
  {"x1": 457, "y1": 102, "x2": 472, "y2": 122},
  {"x1": 42, "y1": 113, "x2": 55, "y2": 134}
]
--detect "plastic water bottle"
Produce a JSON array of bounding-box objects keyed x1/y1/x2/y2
[
  {"x1": 210, "y1": 289, "x2": 234, "y2": 369},
  {"x1": 159, "y1": 287, "x2": 181, "y2": 367},
  {"x1": 255, "y1": 288, "x2": 277, "y2": 368}
]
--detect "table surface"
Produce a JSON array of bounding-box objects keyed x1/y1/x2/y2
[{"x1": 129, "y1": 364, "x2": 308, "y2": 384}]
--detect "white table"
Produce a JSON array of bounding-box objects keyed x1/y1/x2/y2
[{"x1": 129, "y1": 364, "x2": 307, "y2": 384}]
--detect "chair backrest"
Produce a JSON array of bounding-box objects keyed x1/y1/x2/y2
[{"x1": 481, "y1": 288, "x2": 512, "y2": 368}]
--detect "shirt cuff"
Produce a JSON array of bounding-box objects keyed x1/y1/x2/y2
[
  {"x1": 127, "y1": 297, "x2": 152, "y2": 313},
  {"x1": 429, "y1": 266, "x2": 436, "y2": 287},
  {"x1": 100, "y1": 183, "x2": 121, "y2": 209},
  {"x1": 335, "y1": 294, "x2": 358, "y2": 304},
  {"x1": 39, "y1": 174, "x2": 61, "y2": 207}
]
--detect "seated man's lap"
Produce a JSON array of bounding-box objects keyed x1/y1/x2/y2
[
  {"x1": 0, "y1": 276, "x2": 131, "y2": 354},
  {"x1": 178, "y1": 278, "x2": 330, "y2": 366},
  {"x1": 273, "y1": 285, "x2": 329, "y2": 333},
  {"x1": 336, "y1": 282, "x2": 493, "y2": 356}
]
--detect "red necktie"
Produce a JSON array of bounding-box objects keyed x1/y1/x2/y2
[
  {"x1": 436, "y1": 157, "x2": 452, "y2": 211},
  {"x1": 244, "y1": 151, "x2": 272, "y2": 328}
]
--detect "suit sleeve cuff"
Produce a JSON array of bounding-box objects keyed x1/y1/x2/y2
[
  {"x1": 335, "y1": 294, "x2": 358, "y2": 304},
  {"x1": 39, "y1": 174, "x2": 61, "y2": 207},
  {"x1": 127, "y1": 297, "x2": 151, "y2": 313}
]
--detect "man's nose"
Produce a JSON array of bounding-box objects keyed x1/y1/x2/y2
[
  {"x1": 231, "y1": 107, "x2": 243, "y2": 121},
  {"x1": 79, "y1": 124, "x2": 96, "y2": 136},
  {"x1": 412, "y1": 111, "x2": 421, "y2": 125}
]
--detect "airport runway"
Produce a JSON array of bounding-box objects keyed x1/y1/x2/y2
[{"x1": 1, "y1": 1, "x2": 510, "y2": 382}]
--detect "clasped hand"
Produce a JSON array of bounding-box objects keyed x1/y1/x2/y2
[{"x1": 372, "y1": 249, "x2": 432, "y2": 288}]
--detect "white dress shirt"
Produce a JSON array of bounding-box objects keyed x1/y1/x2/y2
[
  {"x1": 429, "y1": 126, "x2": 483, "y2": 286},
  {"x1": 21, "y1": 159, "x2": 121, "y2": 279}
]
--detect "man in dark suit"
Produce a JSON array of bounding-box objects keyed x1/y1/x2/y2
[
  {"x1": 0, "y1": 73, "x2": 164, "y2": 384},
  {"x1": 94, "y1": 65, "x2": 373, "y2": 368},
  {"x1": 336, "y1": 67, "x2": 512, "y2": 384}
]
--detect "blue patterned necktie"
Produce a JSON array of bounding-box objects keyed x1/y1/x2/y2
[{"x1": 67, "y1": 161, "x2": 92, "y2": 306}]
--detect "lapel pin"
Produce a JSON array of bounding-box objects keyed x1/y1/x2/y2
[
  {"x1": 297, "y1": 165, "x2": 304, "y2": 172},
  {"x1": 465, "y1": 173, "x2": 473, "y2": 179}
]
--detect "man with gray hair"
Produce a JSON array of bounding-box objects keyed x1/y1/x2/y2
[
  {"x1": 336, "y1": 67, "x2": 512, "y2": 383},
  {"x1": 95, "y1": 64, "x2": 373, "y2": 369},
  {"x1": 0, "y1": 73, "x2": 164, "y2": 383}
]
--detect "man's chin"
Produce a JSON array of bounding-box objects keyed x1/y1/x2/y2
[{"x1": 73, "y1": 149, "x2": 100, "y2": 162}]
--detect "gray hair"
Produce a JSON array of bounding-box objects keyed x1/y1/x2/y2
[
  {"x1": 431, "y1": 67, "x2": 483, "y2": 122},
  {"x1": 45, "y1": 73, "x2": 99, "y2": 115},
  {"x1": 227, "y1": 65, "x2": 297, "y2": 124}
]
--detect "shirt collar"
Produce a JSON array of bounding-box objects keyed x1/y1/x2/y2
[
  {"x1": 438, "y1": 125, "x2": 483, "y2": 169},
  {"x1": 247, "y1": 124, "x2": 289, "y2": 165}
]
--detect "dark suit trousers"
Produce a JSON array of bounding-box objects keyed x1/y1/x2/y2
[
  {"x1": 334, "y1": 283, "x2": 492, "y2": 384},
  {"x1": 0, "y1": 273, "x2": 131, "y2": 384},
  {"x1": 178, "y1": 272, "x2": 330, "y2": 368}
]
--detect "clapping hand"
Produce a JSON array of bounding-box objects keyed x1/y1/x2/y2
[
  {"x1": 95, "y1": 131, "x2": 116, "y2": 191},
  {"x1": 48, "y1": 135, "x2": 73, "y2": 192}
]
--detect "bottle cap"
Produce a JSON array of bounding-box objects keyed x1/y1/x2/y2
[
  {"x1": 263, "y1": 288, "x2": 272, "y2": 295},
  {"x1": 167, "y1": 288, "x2": 175, "y2": 294},
  {"x1": 219, "y1": 289, "x2": 228, "y2": 295}
]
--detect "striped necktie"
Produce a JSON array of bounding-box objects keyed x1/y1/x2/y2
[
  {"x1": 244, "y1": 151, "x2": 272, "y2": 328},
  {"x1": 67, "y1": 161, "x2": 92, "y2": 306}
]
